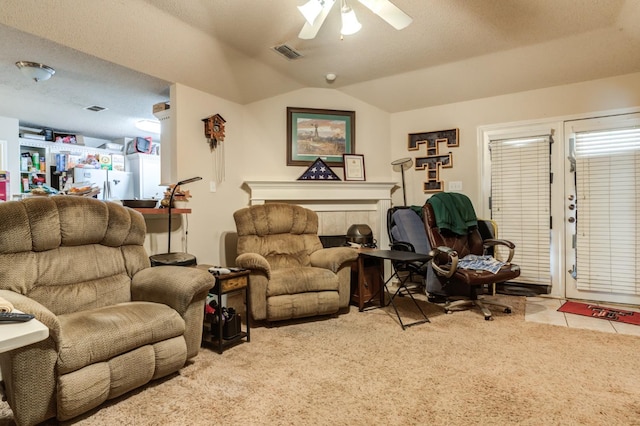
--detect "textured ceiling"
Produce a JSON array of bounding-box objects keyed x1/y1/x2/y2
[{"x1": 0, "y1": 0, "x2": 639, "y2": 142}]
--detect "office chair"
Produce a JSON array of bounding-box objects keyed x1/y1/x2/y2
[
  {"x1": 386, "y1": 206, "x2": 444, "y2": 301},
  {"x1": 423, "y1": 192, "x2": 520, "y2": 320}
]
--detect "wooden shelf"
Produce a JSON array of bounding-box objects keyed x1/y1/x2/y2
[{"x1": 132, "y1": 208, "x2": 191, "y2": 215}]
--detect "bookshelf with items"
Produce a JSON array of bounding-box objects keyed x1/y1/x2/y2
[
  {"x1": 19, "y1": 141, "x2": 48, "y2": 194},
  {"x1": 18, "y1": 137, "x2": 127, "y2": 196}
]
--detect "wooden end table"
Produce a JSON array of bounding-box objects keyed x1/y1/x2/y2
[
  {"x1": 351, "y1": 248, "x2": 384, "y2": 311},
  {"x1": 197, "y1": 265, "x2": 251, "y2": 354}
]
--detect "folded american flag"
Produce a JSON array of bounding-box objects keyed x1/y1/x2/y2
[{"x1": 297, "y1": 158, "x2": 341, "y2": 180}]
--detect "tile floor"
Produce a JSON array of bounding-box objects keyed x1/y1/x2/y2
[{"x1": 525, "y1": 296, "x2": 640, "y2": 337}]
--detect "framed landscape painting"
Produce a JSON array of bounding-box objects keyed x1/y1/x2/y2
[{"x1": 287, "y1": 107, "x2": 355, "y2": 166}]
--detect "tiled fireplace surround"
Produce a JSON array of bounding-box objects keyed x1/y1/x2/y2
[{"x1": 243, "y1": 181, "x2": 397, "y2": 250}]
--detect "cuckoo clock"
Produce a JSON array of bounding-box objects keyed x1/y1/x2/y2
[{"x1": 202, "y1": 114, "x2": 226, "y2": 151}]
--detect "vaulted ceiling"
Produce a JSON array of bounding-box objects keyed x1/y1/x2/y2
[{"x1": 1, "y1": 0, "x2": 639, "y2": 141}]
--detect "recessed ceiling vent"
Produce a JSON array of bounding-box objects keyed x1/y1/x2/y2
[
  {"x1": 84, "y1": 105, "x2": 108, "y2": 112},
  {"x1": 272, "y1": 44, "x2": 303, "y2": 60}
]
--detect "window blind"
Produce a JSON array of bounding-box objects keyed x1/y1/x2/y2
[
  {"x1": 489, "y1": 136, "x2": 551, "y2": 285},
  {"x1": 573, "y1": 127, "x2": 640, "y2": 294}
]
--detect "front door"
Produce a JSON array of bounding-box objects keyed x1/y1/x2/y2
[{"x1": 564, "y1": 113, "x2": 640, "y2": 305}]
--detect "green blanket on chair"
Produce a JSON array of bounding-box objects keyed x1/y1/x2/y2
[{"x1": 427, "y1": 192, "x2": 477, "y2": 235}]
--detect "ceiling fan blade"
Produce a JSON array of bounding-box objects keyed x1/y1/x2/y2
[
  {"x1": 357, "y1": 0, "x2": 413, "y2": 30},
  {"x1": 298, "y1": 0, "x2": 336, "y2": 39}
]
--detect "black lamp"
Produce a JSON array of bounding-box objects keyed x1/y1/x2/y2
[
  {"x1": 391, "y1": 158, "x2": 413, "y2": 206},
  {"x1": 149, "y1": 176, "x2": 202, "y2": 267},
  {"x1": 166, "y1": 176, "x2": 202, "y2": 253}
]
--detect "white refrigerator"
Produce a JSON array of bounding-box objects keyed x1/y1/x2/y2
[
  {"x1": 72, "y1": 168, "x2": 133, "y2": 201},
  {"x1": 126, "y1": 153, "x2": 164, "y2": 200}
]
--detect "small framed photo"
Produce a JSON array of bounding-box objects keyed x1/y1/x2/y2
[{"x1": 343, "y1": 154, "x2": 365, "y2": 181}]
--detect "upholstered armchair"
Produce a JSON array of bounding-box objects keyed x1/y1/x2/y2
[
  {"x1": 0, "y1": 197, "x2": 213, "y2": 426},
  {"x1": 233, "y1": 203, "x2": 359, "y2": 322}
]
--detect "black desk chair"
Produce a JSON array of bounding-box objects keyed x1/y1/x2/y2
[{"x1": 387, "y1": 206, "x2": 443, "y2": 301}]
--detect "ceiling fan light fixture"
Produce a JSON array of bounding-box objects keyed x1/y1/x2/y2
[
  {"x1": 15, "y1": 61, "x2": 56, "y2": 82},
  {"x1": 340, "y1": 1, "x2": 362, "y2": 35},
  {"x1": 298, "y1": 0, "x2": 324, "y2": 25},
  {"x1": 357, "y1": 0, "x2": 412, "y2": 30}
]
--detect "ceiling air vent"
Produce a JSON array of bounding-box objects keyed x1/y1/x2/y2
[
  {"x1": 84, "y1": 105, "x2": 108, "y2": 112},
  {"x1": 273, "y1": 44, "x2": 303, "y2": 60}
]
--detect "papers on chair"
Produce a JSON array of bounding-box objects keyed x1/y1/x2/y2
[{"x1": 457, "y1": 255, "x2": 505, "y2": 274}]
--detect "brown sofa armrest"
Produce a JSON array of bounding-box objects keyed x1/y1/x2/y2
[
  {"x1": 131, "y1": 266, "x2": 214, "y2": 315},
  {"x1": 236, "y1": 253, "x2": 271, "y2": 279},
  {"x1": 310, "y1": 247, "x2": 359, "y2": 273},
  {"x1": 0, "y1": 289, "x2": 60, "y2": 342}
]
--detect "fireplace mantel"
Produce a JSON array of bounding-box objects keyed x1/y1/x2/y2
[
  {"x1": 243, "y1": 180, "x2": 397, "y2": 249},
  {"x1": 244, "y1": 181, "x2": 396, "y2": 206}
]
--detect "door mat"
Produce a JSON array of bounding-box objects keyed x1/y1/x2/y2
[{"x1": 558, "y1": 301, "x2": 640, "y2": 326}]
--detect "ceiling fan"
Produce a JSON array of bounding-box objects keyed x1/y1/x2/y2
[{"x1": 297, "y1": 0, "x2": 413, "y2": 40}]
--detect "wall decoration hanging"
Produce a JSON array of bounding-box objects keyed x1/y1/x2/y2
[
  {"x1": 297, "y1": 157, "x2": 341, "y2": 180},
  {"x1": 287, "y1": 107, "x2": 355, "y2": 167},
  {"x1": 202, "y1": 114, "x2": 226, "y2": 183},
  {"x1": 343, "y1": 153, "x2": 365, "y2": 181},
  {"x1": 408, "y1": 128, "x2": 459, "y2": 193}
]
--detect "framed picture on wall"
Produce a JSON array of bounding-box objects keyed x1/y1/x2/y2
[
  {"x1": 343, "y1": 154, "x2": 365, "y2": 181},
  {"x1": 287, "y1": 107, "x2": 355, "y2": 167}
]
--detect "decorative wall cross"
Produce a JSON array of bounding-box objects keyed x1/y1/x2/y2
[{"x1": 408, "y1": 128, "x2": 459, "y2": 193}]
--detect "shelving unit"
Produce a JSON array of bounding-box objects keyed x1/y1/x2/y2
[
  {"x1": 19, "y1": 141, "x2": 48, "y2": 193},
  {"x1": 17, "y1": 138, "x2": 127, "y2": 194},
  {"x1": 198, "y1": 266, "x2": 251, "y2": 354}
]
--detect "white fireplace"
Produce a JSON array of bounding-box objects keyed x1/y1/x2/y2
[{"x1": 243, "y1": 181, "x2": 397, "y2": 250}]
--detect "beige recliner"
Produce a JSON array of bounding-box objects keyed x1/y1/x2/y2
[
  {"x1": 0, "y1": 196, "x2": 213, "y2": 426},
  {"x1": 233, "y1": 203, "x2": 359, "y2": 322}
]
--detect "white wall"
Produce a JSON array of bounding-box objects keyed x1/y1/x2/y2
[
  {"x1": 148, "y1": 83, "x2": 246, "y2": 265},
  {"x1": 390, "y1": 71, "x2": 640, "y2": 209},
  {"x1": 168, "y1": 85, "x2": 391, "y2": 266},
  {"x1": 0, "y1": 116, "x2": 19, "y2": 196}
]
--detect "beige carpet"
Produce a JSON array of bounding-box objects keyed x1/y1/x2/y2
[{"x1": 2, "y1": 295, "x2": 640, "y2": 425}]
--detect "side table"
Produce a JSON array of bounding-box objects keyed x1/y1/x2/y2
[
  {"x1": 357, "y1": 249, "x2": 432, "y2": 330},
  {"x1": 197, "y1": 266, "x2": 251, "y2": 354},
  {"x1": 0, "y1": 311, "x2": 49, "y2": 384},
  {"x1": 351, "y1": 248, "x2": 384, "y2": 311},
  {"x1": 0, "y1": 312, "x2": 48, "y2": 354}
]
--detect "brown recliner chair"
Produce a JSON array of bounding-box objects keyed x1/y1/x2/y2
[
  {"x1": 423, "y1": 193, "x2": 520, "y2": 320},
  {"x1": 233, "y1": 203, "x2": 359, "y2": 322},
  {"x1": 0, "y1": 197, "x2": 213, "y2": 425}
]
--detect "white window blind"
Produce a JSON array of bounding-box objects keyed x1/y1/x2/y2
[
  {"x1": 489, "y1": 136, "x2": 551, "y2": 285},
  {"x1": 573, "y1": 127, "x2": 640, "y2": 294}
]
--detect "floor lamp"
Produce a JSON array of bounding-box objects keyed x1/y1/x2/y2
[
  {"x1": 391, "y1": 157, "x2": 413, "y2": 206},
  {"x1": 149, "y1": 176, "x2": 202, "y2": 267}
]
